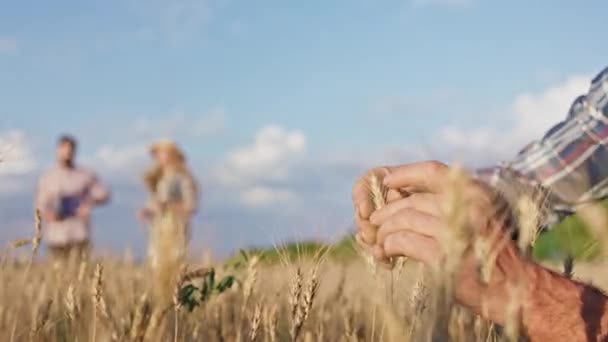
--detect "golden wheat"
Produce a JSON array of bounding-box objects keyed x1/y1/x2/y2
[{"x1": 2, "y1": 174, "x2": 605, "y2": 342}]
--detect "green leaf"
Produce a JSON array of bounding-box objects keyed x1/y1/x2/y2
[
  {"x1": 216, "y1": 276, "x2": 236, "y2": 293},
  {"x1": 200, "y1": 279, "x2": 211, "y2": 302},
  {"x1": 207, "y1": 269, "x2": 216, "y2": 290},
  {"x1": 239, "y1": 249, "x2": 249, "y2": 262},
  {"x1": 179, "y1": 284, "x2": 200, "y2": 312}
]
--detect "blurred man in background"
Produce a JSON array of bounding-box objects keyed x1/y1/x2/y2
[{"x1": 36, "y1": 135, "x2": 110, "y2": 264}]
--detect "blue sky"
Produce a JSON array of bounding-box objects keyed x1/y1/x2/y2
[{"x1": 1, "y1": 0, "x2": 607, "y2": 257}]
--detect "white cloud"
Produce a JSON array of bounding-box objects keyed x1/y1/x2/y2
[
  {"x1": 0, "y1": 130, "x2": 37, "y2": 194},
  {"x1": 87, "y1": 109, "x2": 226, "y2": 178},
  {"x1": 215, "y1": 125, "x2": 307, "y2": 187},
  {"x1": 411, "y1": 0, "x2": 473, "y2": 7},
  {"x1": 437, "y1": 74, "x2": 590, "y2": 163},
  {"x1": 0, "y1": 130, "x2": 36, "y2": 177},
  {"x1": 509, "y1": 75, "x2": 589, "y2": 144},
  {"x1": 0, "y1": 37, "x2": 19, "y2": 54},
  {"x1": 214, "y1": 125, "x2": 307, "y2": 208}
]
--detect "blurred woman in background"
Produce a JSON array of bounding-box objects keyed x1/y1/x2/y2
[{"x1": 139, "y1": 139, "x2": 199, "y2": 302}]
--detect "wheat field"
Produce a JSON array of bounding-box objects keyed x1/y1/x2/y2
[
  {"x1": 2, "y1": 244, "x2": 608, "y2": 342},
  {"x1": 2, "y1": 174, "x2": 608, "y2": 342},
  {"x1": 0, "y1": 245, "x2": 416, "y2": 342}
]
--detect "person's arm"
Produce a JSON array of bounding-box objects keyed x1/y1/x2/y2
[
  {"x1": 477, "y1": 67, "x2": 608, "y2": 218},
  {"x1": 354, "y1": 161, "x2": 608, "y2": 342},
  {"x1": 86, "y1": 172, "x2": 110, "y2": 206},
  {"x1": 35, "y1": 174, "x2": 58, "y2": 222},
  {"x1": 77, "y1": 172, "x2": 110, "y2": 221},
  {"x1": 521, "y1": 262, "x2": 608, "y2": 341},
  {"x1": 178, "y1": 175, "x2": 198, "y2": 217},
  {"x1": 474, "y1": 116, "x2": 579, "y2": 209},
  {"x1": 460, "y1": 239, "x2": 608, "y2": 342}
]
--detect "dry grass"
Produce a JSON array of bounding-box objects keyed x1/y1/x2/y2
[
  {"x1": 0, "y1": 250, "x2": 417, "y2": 342},
  {"x1": 3, "y1": 171, "x2": 608, "y2": 341},
  {"x1": 4, "y1": 244, "x2": 608, "y2": 342}
]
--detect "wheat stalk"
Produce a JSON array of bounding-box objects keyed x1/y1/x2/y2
[
  {"x1": 29, "y1": 299, "x2": 52, "y2": 341},
  {"x1": 242, "y1": 256, "x2": 259, "y2": 312},
  {"x1": 173, "y1": 265, "x2": 188, "y2": 342},
  {"x1": 90, "y1": 263, "x2": 118, "y2": 341},
  {"x1": 249, "y1": 302, "x2": 262, "y2": 341},
  {"x1": 302, "y1": 266, "x2": 319, "y2": 322},
  {"x1": 129, "y1": 293, "x2": 151, "y2": 341},
  {"x1": 265, "y1": 303, "x2": 278, "y2": 342},
  {"x1": 10, "y1": 239, "x2": 31, "y2": 249},
  {"x1": 289, "y1": 267, "x2": 304, "y2": 341},
  {"x1": 91, "y1": 263, "x2": 103, "y2": 342},
  {"x1": 65, "y1": 284, "x2": 78, "y2": 321},
  {"x1": 20, "y1": 210, "x2": 43, "y2": 285},
  {"x1": 237, "y1": 256, "x2": 259, "y2": 341},
  {"x1": 516, "y1": 194, "x2": 542, "y2": 255}
]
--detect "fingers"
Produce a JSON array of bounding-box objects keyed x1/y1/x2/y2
[
  {"x1": 383, "y1": 161, "x2": 449, "y2": 193},
  {"x1": 376, "y1": 208, "x2": 443, "y2": 246},
  {"x1": 386, "y1": 188, "x2": 404, "y2": 202},
  {"x1": 371, "y1": 245, "x2": 394, "y2": 269},
  {"x1": 355, "y1": 233, "x2": 373, "y2": 253},
  {"x1": 353, "y1": 177, "x2": 374, "y2": 219},
  {"x1": 370, "y1": 193, "x2": 442, "y2": 226},
  {"x1": 356, "y1": 214, "x2": 378, "y2": 245},
  {"x1": 355, "y1": 233, "x2": 393, "y2": 269},
  {"x1": 352, "y1": 167, "x2": 391, "y2": 219},
  {"x1": 383, "y1": 231, "x2": 440, "y2": 264}
]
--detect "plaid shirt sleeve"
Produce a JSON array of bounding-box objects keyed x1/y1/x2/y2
[{"x1": 476, "y1": 66, "x2": 608, "y2": 221}]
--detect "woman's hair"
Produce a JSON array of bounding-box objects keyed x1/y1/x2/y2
[
  {"x1": 143, "y1": 144, "x2": 198, "y2": 194},
  {"x1": 143, "y1": 166, "x2": 164, "y2": 193}
]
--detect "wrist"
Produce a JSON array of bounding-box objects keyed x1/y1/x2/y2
[{"x1": 455, "y1": 242, "x2": 532, "y2": 326}]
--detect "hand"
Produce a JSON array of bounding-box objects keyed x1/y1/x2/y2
[
  {"x1": 354, "y1": 161, "x2": 529, "y2": 324},
  {"x1": 41, "y1": 210, "x2": 60, "y2": 222},
  {"x1": 137, "y1": 208, "x2": 154, "y2": 223},
  {"x1": 352, "y1": 167, "x2": 407, "y2": 267},
  {"x1": 77, "y1": 203, "x2": 92, "y2": 222}
]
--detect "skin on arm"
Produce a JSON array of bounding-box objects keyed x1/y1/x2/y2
[
  {"x1": 78, "y1": 173, "x2": 110, "y2": 221},
  {"x1": 179, "y1": 175, "x2": 198, "y2": 217},
  {"x1": 35, "y1": 175, "x2": 58, "y2": 222},
  {"x1": 87, "y1": 173, "x2": 110, "y2": 205},
  {"x1": 354, "y1": 161, "x2": 608, "y2": 342}
]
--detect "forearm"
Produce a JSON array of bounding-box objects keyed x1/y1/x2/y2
[
  {"x1": 458, "y1": 245, "x2": 608, "y2": 341},
  {"x1": 88, "y1": 177, "x2": 110, "y2": 205},
  {"x1": 523, "y1": 263, "x2": 608, "y2": 342},
  {"x1": 89, "y1": 188, "x2": 110, "y2": 205}
]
